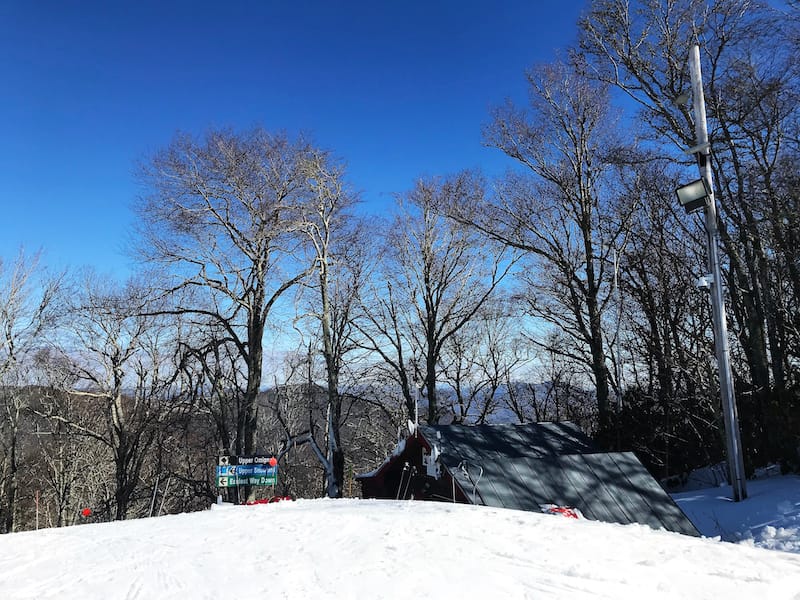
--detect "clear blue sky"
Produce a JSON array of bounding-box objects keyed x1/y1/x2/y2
[{"x1": 1, "y1": 1, "x2": 586, "y2": 276}]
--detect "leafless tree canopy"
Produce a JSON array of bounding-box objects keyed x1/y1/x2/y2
[{"x1": 3, "y1": 0, "x2": 800, "y2": 532}]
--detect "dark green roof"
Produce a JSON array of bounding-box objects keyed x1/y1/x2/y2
[
  {"x1": 419, "y1": 422, "x2": 698, "y2": 536},
  {"x1": 419, "y1": 421, "x2": 596, "y2": 465}
]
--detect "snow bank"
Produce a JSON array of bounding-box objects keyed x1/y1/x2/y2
[
  {"x1": 674, "y1": 473, "x2": 800, "y2": 554},
  {"x1": 1, "y1": 497, "x2": 799, "y2": 599}
]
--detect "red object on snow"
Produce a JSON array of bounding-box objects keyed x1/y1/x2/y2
[
  {"x1": 539, "y1": 503, "x2": 583, "y2": 519},
  {"x1": 268, "y1": 456, "x2": 277, "y2": 467},
  {"x1": 549, "y1": 506, "x2": 580, "y2": 519},
  {"x1": 81, "y1": 508, "x2": 92, "y2": 517},
  {"x1": 245, "y1": 495, "x2": 294, "y2": 505}
]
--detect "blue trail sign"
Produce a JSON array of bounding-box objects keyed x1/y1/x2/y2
[{"x1": 216, "y1": 456, "x2": 277, "y2": 487}]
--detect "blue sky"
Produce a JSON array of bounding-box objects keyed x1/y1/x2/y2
[{"x1": 1, "y1": 1, "x2": 586, "y2": 276}]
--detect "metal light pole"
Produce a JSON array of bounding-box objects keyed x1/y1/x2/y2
[{"x1": 688, "y1": 44, "x2": 747, "y2": 501}]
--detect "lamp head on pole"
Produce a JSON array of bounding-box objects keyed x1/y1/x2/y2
[
  {"x1": 675, "y1": 178, "x2": 711, "y2": 214},
  {"x1": 673, "y1": 91, "x2": 690, "y2": 105}
]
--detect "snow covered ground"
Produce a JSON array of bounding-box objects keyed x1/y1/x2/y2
[
  {"x1": 674, "y1": 473, "x2": 800, "y2": 554},
  {"x1": 0, "y1": 476, "x2": 799, "y2": 599}
]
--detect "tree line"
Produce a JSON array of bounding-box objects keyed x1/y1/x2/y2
[{"x1": 2, "y1": 0, "x2": 799, "y2": 532}]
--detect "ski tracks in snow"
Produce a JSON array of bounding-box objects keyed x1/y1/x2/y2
[{"x1": 1, "y1": 499, "x2": 800, "y2": 599}]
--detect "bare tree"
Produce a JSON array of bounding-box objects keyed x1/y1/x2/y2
[
  {"x1": 136, "y1": 128, "x2": 317, "y2": 500},
  {"x1": 579, "y1": 0, "x2": 800, "y2": 463},
  {"x1": 447, "y1": 59, "x2": 633, "y2": 435},
  {"x1": 609, "y1": 159, "x2": 726, "y2": 475},
  {"x1": 359, "y1": 173, "x2": 518, "y2": 424},
  {"x1": 27, "y1": 368, "x2": 109, "y2": 528},
  {"x1": 36, "y1": 275, "x2": 182, "y2": 520},
  {"x1": 439, "y1": 299, "x2": 529, "y2": 423},
  {"x1": 0, "y1": 251, "x2": 62, "y2": 532},
  {"x1": 297, "y1": 150, "x2": 367, "y2": 497}
]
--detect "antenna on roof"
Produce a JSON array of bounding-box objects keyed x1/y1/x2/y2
[{"x1": 412, "y1": 375, "x2": 420, "y2": 431}]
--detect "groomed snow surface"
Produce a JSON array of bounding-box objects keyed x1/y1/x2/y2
[{"x1": 1, "y1": 476, "x2": 799, "y2": 599}]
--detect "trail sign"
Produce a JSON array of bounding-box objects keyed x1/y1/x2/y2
[
  {"x1": 216, "y1": 474, "x2": 277, "y2": 487},
  {"x1": 233, "y1": 465, "x2": 274, "y2": 476},
  {"x1": 218, "y1": 454, "x2": 275, "y2": 466},
  {"x1": 216, "y1": 456, "x2": 278, "y2": 487}
]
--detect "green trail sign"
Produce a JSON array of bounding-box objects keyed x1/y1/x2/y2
[{"x1": 216, "y1": 474, "x2": 277, "y2": 487}]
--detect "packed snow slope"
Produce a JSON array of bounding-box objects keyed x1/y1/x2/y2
[{"x1": 1, "y1": 496, "x2": 800, "y2": 600}]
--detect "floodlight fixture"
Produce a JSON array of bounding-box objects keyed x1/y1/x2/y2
[{"x1": 675, "y1": 178, "x2": 710, "y2": 214}]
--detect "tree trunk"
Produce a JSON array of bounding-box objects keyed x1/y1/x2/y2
[{"x1": 3, "y1": 433, "x2": 18, "y2": 533}]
